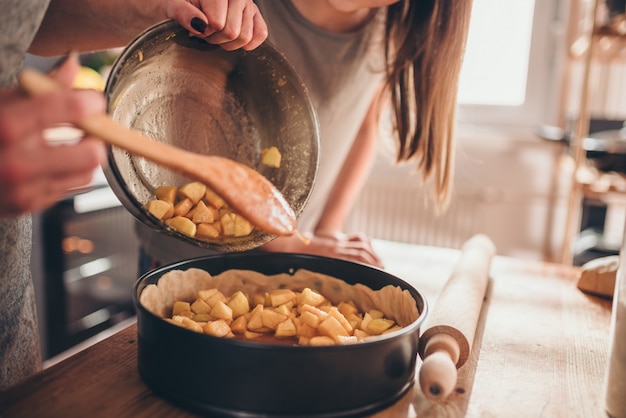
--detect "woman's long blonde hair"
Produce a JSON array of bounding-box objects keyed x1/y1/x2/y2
[{"x1": 384, "y1": 0, "x2": 474, "y2": 210}]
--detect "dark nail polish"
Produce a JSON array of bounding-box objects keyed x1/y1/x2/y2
[
  {"x1": 51, "y1": 51, "x2": 78, "y2": 71},
  {"x1": 190, "y1": 17, "x2": 207, "y2": 33}
]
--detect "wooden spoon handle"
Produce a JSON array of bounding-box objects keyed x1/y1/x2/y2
[
  {"x1": 18, "y1": 68, "x2": 297, "y2": 236},
  {"x1": 18, "y1": 69, "x2": 206, "y2": 174}
]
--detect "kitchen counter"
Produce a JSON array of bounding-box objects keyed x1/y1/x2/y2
[{"x1": 0, "y1": 239, "x2": 613, "y2": 417}]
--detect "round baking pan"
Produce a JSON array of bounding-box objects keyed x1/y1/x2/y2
[
  {"x1": 133, "y1": 253, "x2": 428, "y2": 417},
  {"x1": 103, "y1": 20, "x2": 319, "y2": 252}
]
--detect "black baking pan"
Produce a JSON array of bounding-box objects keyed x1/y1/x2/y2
[{"x1": 133, "y1": 252, "x2": 428, "y2": 417}]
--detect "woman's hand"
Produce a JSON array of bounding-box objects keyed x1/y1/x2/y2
[
  {"x1": 262, "y1": 231, "x2": 385, "y2": 269},
  {"x1": 0, "y1": 55, "x2": 106, "y2": 217},
  {"x1": 164, "y1": 0, "x2": 268, "y2": 50}
]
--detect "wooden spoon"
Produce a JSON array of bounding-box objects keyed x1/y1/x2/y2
[{"x1": 18, "y1": 68, "x2": 297, "y2": 237}]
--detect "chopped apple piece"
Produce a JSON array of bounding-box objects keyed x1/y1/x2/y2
[
  {"x1": 353, "y1": 329, "x2": 371, "y2": 341},
  {"x1": 300, "y1": 304, "x2": 329, "y2": 321},
  {"x1": 327, "y1": 307, "x2": 353, "y2": 333},
  {"x1": 168, "y1": 316, "x2": 184, "y2": 324},
  {"x1": 191, "y1": 200, "x2": 216, "y2": 223},
  {"x1": 337, "y1": 335, "x2": 358, "y2": 345},
  {"x1": 190, "y1": 298, "x2": 212, "y2": 315},
  {"x1": 203, "y1": 320, "x2": 233, "y2": 337},
  {"x1": 154, "y1": 185, "x2": 178, "y2": 204},
  {"x1": 308, "y1": 336, "x2": 335, "y2": 346},
  {"x1": 230, "y1": 316, "x2": 247, "y2": 334},
  {"x1": 338, "y1": 301, "x2": 359, "y2": 317},
  {"x1": 252, "y1": 293, "x2": 266, "y2": 307},
  {"x1": 298, "y1": 322, "x2": 319, "y2": 339},
  {"x1": 202, "y1": 290, "x2": 226, "y2": 307},
  {"x1": 299, "y1": 288, "x2": 325, "y2": 307},
  {"x1": 193, "y1": 313, "x2": 213, "y2": 322},
  {"x1": 145, "y1": 199, "x2": 173, "y2": 220},
  {"x1": 227, "y1": 291, "x2": 250, "y2": 318},
  {"x1": 220, "y1": 213, "x2": 235, "y2": 236},
  {"x1": 275, "y1": 318, "x2": 297, "y2": 338},
  {"x1": 360, "y1": 313, "x2": 373, "y2": 332},
  {"x1": 173, "y1": 198, "x2": 194, "y2": 217},
  {"x1": 368, "y1": 309, "x2": 385, "y2": 320},
  {"x1": 233, "y1": 214, "x2": 254, "y2": 237},
  {"x1": 346, "y1": 312, "x2": 362, "y2": 330},
  {"x1": 255, "y1": 326, "x2": 274, "y2": 334},
  {"x1": 383, "y1": 325, "x2": 402, "y2": 334},
  {"x1": 261, "y1": 146, "x2": 282, "y2": 168},
  {"x1": 211, "y1": 301, "x2": 233, "y2": 322},
  {"x1": 210, "y1": 221, "x2": 222, "y2": 234},
  {"x1": 274, "y1": 303, "x2": 291, "y2": 317},
  {"x1": 197, "y1": 288, "x2": 220, "y2": 301},
  {"x1": 261, "y1": 309, "x2": 288, "y2": 330},
  {"x1": 173, "y1": 316, "x2": 203, "y2": 333},
  {"x1": 300, "y1": 310, "x2": 320, "y2": 328},
  {"x1": 205, "y1": 187, "x2": 226, "y2": 209},
  {"x1": 247, "y1": 304, "x2": 265, "y2": 330},
  {"x1": 196, "y1": 223, "x2": 220, "y2": 240},
  {"x1": 269, "y1": 289, "x2": 297, "y2": 307},
  {"x1": 244, "y1": 331, "x2": 263, "y2": 339},
  {"x1": 166, "y1": 216, "x2": 197, "y2": 237},
  {"x1": 172, "y1": 301, "x2": 191, "y2": 316},
  {"x1": 178, "y1": 181, "x2": 207, "y2": 204},
  {"x1": 318, "y1": 316, "x2": 350, "y2": 342},
  {"x1": 366, "y1": 318, "x2": 395, "y2": 335}
]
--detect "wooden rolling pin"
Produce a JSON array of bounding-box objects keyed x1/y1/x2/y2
[{"x1": 417, "y1": 234, "x2": 496, "y2": 400}]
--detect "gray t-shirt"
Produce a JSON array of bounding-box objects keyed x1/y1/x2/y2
[
  {"x1": 0, "y1": 0, "x2": 50, "y2": 390},
  {"x1": 136, "y1": 0, "x2": 386, "y2": 264}
]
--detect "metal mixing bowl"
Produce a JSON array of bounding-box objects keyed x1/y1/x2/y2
[
  {"x1": 133, "y1": 252, "x2": 428, "y2": 417},
  {"x1": 103, "y1": 20, "x2": 319, "y2": 252}
]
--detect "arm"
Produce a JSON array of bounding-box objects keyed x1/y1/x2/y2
[
  {"x1": 262, "y1": 86, "x2": 385, "y2": 267},
  {"x1": 314, "y1": 85, "x2": 383, "y2": 235},
  {"x1": 29, "y1": 0, "x2": 267, "y2": 55}
]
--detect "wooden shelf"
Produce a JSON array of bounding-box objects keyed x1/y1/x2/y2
[
  {"x1": 560, "y1": 1, "x2": 626, "y2": 264},
  {"x1": 581, "y1": 170, "x2": 626, "y2": 200},
  {"x1": 570, "y1": 20, "x2": 626, "y2": 61}
]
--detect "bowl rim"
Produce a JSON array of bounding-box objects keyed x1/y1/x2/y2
[{"x1": 103, "y1": 19, "x2": 320, "y2": 252}]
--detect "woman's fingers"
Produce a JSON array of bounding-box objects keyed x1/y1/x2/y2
[
  {"x1": 48, "y1": 52, "x2": 81, "y2": 88},
  {"x1": 211, "y1": 4, "x2": 267, "y2": 51},
  {"x1": 0, "y1": 90, "x2": 104, "y2": 147},
  {"x1": 164, "y1": 0, "x2": 267, "y2": 50},
  {"x1": 0, "y1": 70, "x2": 106, "y2": 216},
  {"x1": 0, "y1": 136, "x2": 105, "y2": 215}
]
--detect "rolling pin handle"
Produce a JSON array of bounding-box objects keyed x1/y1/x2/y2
[
  {"x1": 419, "y1": 333, "x2": 461, "y2": 400},
  {"x1": 419, "y1": 351, "x2": 457, "y2": 400}
]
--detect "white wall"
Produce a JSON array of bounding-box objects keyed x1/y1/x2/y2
[{"x1": 345, "y1": 126, "x2": 573, "y2": 262}]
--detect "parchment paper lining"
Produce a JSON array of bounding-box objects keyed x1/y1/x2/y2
[{"x1": 140, "y1": 268, "x2": 420, "y2": 326}]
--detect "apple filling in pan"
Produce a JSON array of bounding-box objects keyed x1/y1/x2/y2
[{"x1": 140, "y1": 268, "x2": 420, "y2": 346}]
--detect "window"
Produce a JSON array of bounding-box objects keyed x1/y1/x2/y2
[
  {"x1": 459, "y1": 0, "x2": 536, "y2": 106},
  {"x1": 457, "y1": 0, "x2": 565, "y2": 128}
]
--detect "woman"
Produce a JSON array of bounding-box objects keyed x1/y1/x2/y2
[
  {"x1": 136, "y1": 0, "x2": 474, "y2": 270},
  {"x1": 0, "y1": 0, "x2": 267, "y2": 390},
  {"x1": 256, "y1": 0, "x2": 474, "y2": 266}
]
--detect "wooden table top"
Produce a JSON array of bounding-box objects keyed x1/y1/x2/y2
[{"x1": 0, "y1": 240, "x2": 614, "y2": 417}]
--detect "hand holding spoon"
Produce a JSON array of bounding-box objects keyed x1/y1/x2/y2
[{"x1": 18, "y1": 68, "x2": 297, "y2": 237}]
